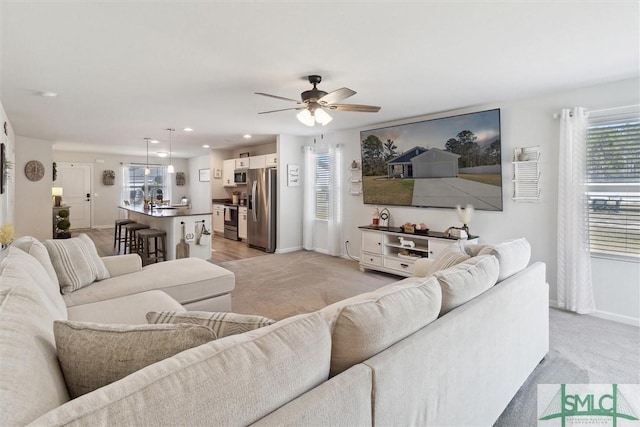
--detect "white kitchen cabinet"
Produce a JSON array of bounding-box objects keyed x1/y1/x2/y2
[
  {"x1": 238, "y1": 206, "x2": 248, "y2": 240},
  {"x1": 235, "y1": 158, "x2": 249, "y2": 169},
  {"x1": 249, "y1": 155, "x2": 266, "y2": 169},
  {"x1": 213, "y1": 204, "x2": 225, "y2": 234},
  {"x1": 359, "y1": 226, "x2": 478, "y2": 277},
  {"x1": 222, "y1": 159, "x2": 237, "y2": 187},
  {"x1": 265, "y1": 153, "x2": 277, "y2": 168}
]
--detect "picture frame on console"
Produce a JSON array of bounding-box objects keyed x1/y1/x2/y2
[{"x1": 360, "y1": 108, "x2": 503, "y2": 211}]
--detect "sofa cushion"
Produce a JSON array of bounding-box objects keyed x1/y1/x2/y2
[
  {"x1": 62, "y1": 257, "x2": 234, "y2": 308},
  {"x1": 11, "y1": 235, "x2": 59, "y2": 287},
  {"x1": 44, "y1": 234, "x2": 110, "y2": 294},
  {"x1": 0, "y1": 247, "x2": 70, "y2": 427},
  {"x1": 67, "y1": 290, "x2": 185, "y2": 324},
  {"x1": 30, "y1": 312, "x2": 331, "y2": 427},
  {"x1": 54, "y1": 320, "x2": 216, "y2": 398},
  {"x1": 147, "y1": 310, "x2": 275, "y2": 339},
  {"x1": 435, "y1": 254, "x2": 500, "y2": 315},
  {"x1": 321, "y1": 276, "x2": 442, "y2": 377},
  {"x1": 477, "y1": 237, "x2": 531, "y2": 281},
  {"x1": 427, "y1": 241, "x2": 471, "y2": 276}
]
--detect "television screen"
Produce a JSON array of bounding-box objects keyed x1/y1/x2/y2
[{"x1": 360, "y1": 108, "x2": 503, "y2": 211}]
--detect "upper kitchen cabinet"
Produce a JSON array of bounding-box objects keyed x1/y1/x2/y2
[
  {"x1": 235, "y1": 158, "x2": 249, "y2": 169},
  {"x1": 222, "y1": 159, "x2": 237, "y2": 187},
  {"x1": 249, "y1": 155, "x2": 266, "y2": 169},
  {"x1": 265, "y1": 154, "x2": 277, "y2": 168}
]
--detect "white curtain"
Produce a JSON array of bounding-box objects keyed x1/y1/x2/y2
[
  {"x1": 327, "y1": 144, "x2": 342, "y2": 256},
  {"x1": 557, "y1": 107, "x2": 596, "y2": 314},
  {"x1": 302, "y1": 146, "x2": 315, "y2": 251}
]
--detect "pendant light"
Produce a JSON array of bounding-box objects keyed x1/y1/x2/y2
[
  {"x1": 166, "y1": 128, "x2": 175, "y2": 174},
  {"x1": 144, "y1": 138, "x2": 151, "y2": 176}
]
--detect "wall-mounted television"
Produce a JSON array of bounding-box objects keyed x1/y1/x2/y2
[{"x1": 360, "y1": 108, "x2": 503, "y2": 211}]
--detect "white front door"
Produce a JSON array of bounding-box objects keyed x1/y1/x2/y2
[{"x1": 55, "y1": 163, "x2": 92, "y2": 229}]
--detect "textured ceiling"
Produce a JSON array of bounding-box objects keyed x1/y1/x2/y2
[{"x1": 2, "y1": 1, "x2": 638, "y2": 158}]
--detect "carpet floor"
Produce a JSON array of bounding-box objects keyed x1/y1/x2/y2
[{"x1": 219, "y1": 250, "x2": 640, "y2": 426}]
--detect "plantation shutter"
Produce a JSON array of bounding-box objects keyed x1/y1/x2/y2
[
  {"x1": 315, "y1": 151, "x2": 330, "y2": 220},
  {"x1": 586, "y1": 105, "x2": 640, "y2": 258}
]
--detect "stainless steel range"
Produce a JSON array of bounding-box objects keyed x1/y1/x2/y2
[{"x1": 223, "y1": 204, "x2": 240, "y2": 241}]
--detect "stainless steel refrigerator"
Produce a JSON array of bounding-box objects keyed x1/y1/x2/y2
[{"x1": 247, "y1": 168, "x2": 277, "y2": 252}]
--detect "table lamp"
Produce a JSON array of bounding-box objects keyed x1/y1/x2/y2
[{"x1": 52, "y1": 187, "x2": 63, "y2": 207}]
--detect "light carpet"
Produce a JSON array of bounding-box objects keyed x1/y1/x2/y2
[{"x1": 219, "y1": 250, "x2": 640, "y2": 426}]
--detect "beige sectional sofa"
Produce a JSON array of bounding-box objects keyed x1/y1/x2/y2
[{"x1": 0, "y1": 236, "x2": 548, "y2": 426}]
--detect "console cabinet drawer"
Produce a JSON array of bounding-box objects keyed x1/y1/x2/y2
[
  {"x1": 361, "y1": 253, "x2": 383, "y2": 266},
  {"x1": 384, "y1": 258, "x2": 414, "y2": 274}
]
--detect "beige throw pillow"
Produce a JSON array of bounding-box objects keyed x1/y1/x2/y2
[
  {"x1": 44, "y1": 234, "x2": 110, "y2": 294},
  {"x1": 146, "y1": 311, "x2": 276, "y2": 339},
  {"x1": 54, "y1": 320, "x2": 216, "y2": 398},
  {"x1": 435, "y1": 254, "x2": 499, "y2": 316},
  {"x1": 427, "y1": 241, "x2": 471, "y2": 276},
  {"x1": 321, "y1": 276, "x2": 442, "y2": 377}
]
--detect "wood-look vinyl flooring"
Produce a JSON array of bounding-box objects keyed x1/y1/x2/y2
[{"x1": 73, "y1": 228, "x2": 268, "y2": 264}]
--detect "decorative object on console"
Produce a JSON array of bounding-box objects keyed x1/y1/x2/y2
[
  {"x1": 53, "y1": 208, "x2": 71, "y2": 239},
  {"x1": 379, "y1": 207, "x2": 390, "y2": 227},
  {"x1": 102, "y1": 170, "x2": 115, "y2": 185},
  {"x1": 398, "y1": 237, "x2": 415, "y2": 248},
  {"x1": 176, "y1": 172, "x2": 186, "y2": 185},
  {"x1": 456, "y1": 204, "x2": 474, "y2": 236},
  {"x1": 360, "y1": 108, "x2": 502, "y2": 211},
  {"x1": 52, "y1": 187, "x2": 63, "y2": 207}
]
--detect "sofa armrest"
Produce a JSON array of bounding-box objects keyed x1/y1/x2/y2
[
  {"x1": 100, "y1": 254, "x2": 142, "y2": 277},
  {"x1": 412, "y1": 258, "x2": 433, "y2": 278}
]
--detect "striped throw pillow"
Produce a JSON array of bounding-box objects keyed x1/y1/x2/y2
[
  {"x1": 146, "y1": 311, "x2": 276, "y2": 339},
  {"x1": 44, "y1": 234, "x2": 110, "y2": 294}
]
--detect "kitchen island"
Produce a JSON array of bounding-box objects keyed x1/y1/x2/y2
[{"x1": 119, "y1": 205, "x2": 212, "y2": 260}]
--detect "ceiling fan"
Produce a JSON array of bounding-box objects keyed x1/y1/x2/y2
[{"x1": 255, "y1": 75, "x2": 381, "y2": 127}]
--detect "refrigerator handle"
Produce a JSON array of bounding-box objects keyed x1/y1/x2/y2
[{"x1": 251, "y1": 180, "x2": 258, "y2": 222}]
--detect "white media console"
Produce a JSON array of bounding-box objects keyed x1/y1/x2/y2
[{"x1": 359, "y1": 226, "x2": 478, "y2": 277}]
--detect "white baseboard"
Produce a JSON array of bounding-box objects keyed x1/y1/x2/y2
[
  {"x1": 91, "y1": 224, "x2": 113, "y2": 230},
  {"x1": 275, "y1": 246, "x2": 303, "y2": 254},
  {"x1": 550, "y1": 299, "x2": 639, "y2": 327}
]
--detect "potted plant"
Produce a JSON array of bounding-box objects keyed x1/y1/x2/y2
[{"x1": 55, "y1": 209, "x2": 71, "y2": 239}]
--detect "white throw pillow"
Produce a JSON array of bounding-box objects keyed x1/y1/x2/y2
[
  {"x1": 44, "y1": 234, "x2": 110, "y2": 294},
  {"x1": 435, "y1": 254, "x2": 499, "y2": 316},
  {"x1": 427, "y1": 241, "x2": 471, "y2": 276},
  {"x1": 477, "y1": 237, "x2": 531, "y2": 281},
  {"x1": 146, "y1": 311, "x2": 275, "y2": 339},
  {"x1": 11, "y1": 235, "x2": 59, "y2": 286}
]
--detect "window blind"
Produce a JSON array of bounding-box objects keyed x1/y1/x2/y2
[
  {"x1": 586, "y1": 106, "x2": 640, "y2": 259},
  {"x1": 315, "y1": 152, "x2": 330, "y2": 220}
]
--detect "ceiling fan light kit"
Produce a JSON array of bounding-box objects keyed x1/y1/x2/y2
[{"x1": 257, "y1": 75, "x2": 380, "y2": 126}]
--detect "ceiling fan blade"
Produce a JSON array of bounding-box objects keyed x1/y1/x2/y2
[
  {"x1": 318, "y1": 87, "x2": 356, "y2": 105},
  {"x1": 328, "y1": 104, "x2": 381, "y2": 113},
  {"x1": 255, "y1": 92, "x2": 301, "y2": 103},
  {"x1": 258, "y1": 106, "x2": 307, "y2": 114}
]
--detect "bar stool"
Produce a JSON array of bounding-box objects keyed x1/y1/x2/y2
[
  {"x1": 137, "y1": 229, "x2": 167, "y2": 266},
  {"x1": 114, "y1": 219, "x2": 136, "y2": 253},
  {"x1": 123, "y1": 223, "x2": 150, "y2": 255}
]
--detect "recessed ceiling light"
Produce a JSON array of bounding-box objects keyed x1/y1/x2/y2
[
  {"x1": 202, "y1": 145, "x2": 210, "y2": 148},
  {"x1": 184, "y1": 127, "x2": 193, "y2": 132},
  {"x1": 150, "y1": 139, "x2": 159, "y2": 144},
  {"x1": 38, "y1": 91, "x2": 58, "y2": 97},
  {"x1": 243, "y1": 134, "x2": 252, "y2": 139},
  {"x1": 157, "y1": 152, "x2": 168, "y2": 158}
]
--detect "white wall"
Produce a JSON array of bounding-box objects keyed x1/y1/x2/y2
[
  {"x1": 188, "y1": 153, "x2": 212, "y2": 213},
  {"x1": 210, "y1": 149, "x2": 233, "y2": 200},
  {"x1": 276, "y1": 134, "x2": 305, "y2": 253},
  {"x1": 287, "y1": 78, "x2": 639, "y2": 323}
]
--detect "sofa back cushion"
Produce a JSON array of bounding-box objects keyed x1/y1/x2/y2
[
  {"x1": 463, "y1": 238, "x2": 531, "y2": 282},
  {"x1": 44, "y1": 234, "x2": 110, "y2": 294},
  {"x1": 0, "y1": 247, "x2": 70, "y2": 426},
  {"x1": 435, "y1": 254, "x2": 500, "y2": 315},
  {"x1": 29, "y1": 312, "x2": 331, "y2": 427},
  {"x1": 11, "y1": 235, "x2": 59, "y2": 287},
  {"x1": 427, "y1": 241, "x2": 471, "y2": 276},
  {"x1": 321, "y1": 277, "x2": 442, "y2": 377},
  {"x1": 54, "y1": 320, "x2": 217, "y2": 398}
]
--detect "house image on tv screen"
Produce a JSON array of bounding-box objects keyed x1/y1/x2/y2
[{"x1": 388, "y1": 147, "x2": 461, "y2": 179}]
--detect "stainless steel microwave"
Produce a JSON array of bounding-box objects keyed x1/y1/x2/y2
[{"x1": 234, "y1": 169, "x2": 247, "y2": 184}]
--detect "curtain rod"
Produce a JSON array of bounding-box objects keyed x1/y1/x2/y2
[{"x1": 553, "y1": 104, "x2": 639, "y2": 119}]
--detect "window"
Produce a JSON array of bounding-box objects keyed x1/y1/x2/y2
[
  {"x1": 315, "y1": 151, "x2": 330, "y2": 220},
  {"x1": 122, "y1": 164, "x2": 171, "y2": 205},
  {"x1": 586, "y1": 106, "x2": 640, "y2": 259}
]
